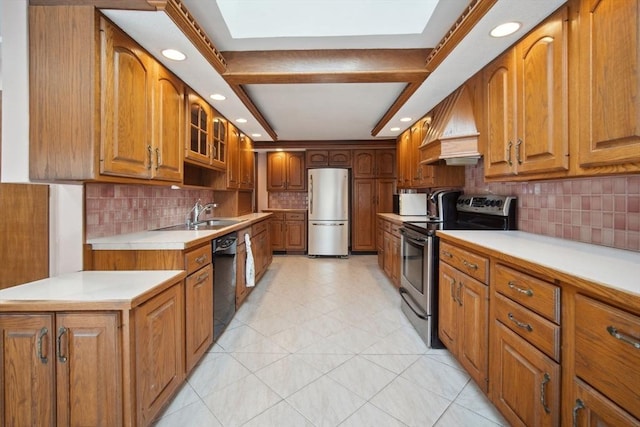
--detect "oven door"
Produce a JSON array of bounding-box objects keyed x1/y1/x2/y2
[{"x1": 399, "y1": 227, "x2": 435, "y2": 315}]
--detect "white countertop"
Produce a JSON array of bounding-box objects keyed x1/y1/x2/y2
[
  {"x1": 0, "y1": 270, "x2": 186, "y2": 310},
  {"x1": 437, "y1": 230, "x2": 640, "y2": 297},
  {"x1": 378, "y1": 213, "x2": 428, "y2": 223},
  {"x1": 88, "y1": 212, "x2": 271, "y2": 250}
]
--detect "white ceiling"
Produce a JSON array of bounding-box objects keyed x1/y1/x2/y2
[{"x1": 104, "y1": 0, "x2": 567, "y2": 144}]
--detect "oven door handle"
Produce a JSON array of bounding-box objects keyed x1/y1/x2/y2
[
  {"x1": 399, "y1": 228, "x2": 428, "y2": 247},
  {"x1": 399, "y1": 288, "x2": 428, "y2": 320}
]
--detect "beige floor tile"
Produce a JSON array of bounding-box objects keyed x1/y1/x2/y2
[
  {"x1": 152, "y1": 400, "x2": 221, "y2": 427},
  {"x1": 243, "y1": 400, "x2": 314, "y2": 427},
  {"x1": 255, "y1": 354, "x2": 324, "y2": 398},
  {"x1": 400, "y1": 355, "x2": 470, "y2": 400},
  {"x1": 328, "y1": 355, "x2": 397, "y2": 400},
  {"x1": 434, "y1": 403, "x2": 504, "y2": 426},
  {"x1": 339, "y1": 402, "x2": 408, "y2": 427}
]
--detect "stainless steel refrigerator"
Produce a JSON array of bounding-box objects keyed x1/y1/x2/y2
[{"x1": 308, "y1": 168, "x2": 349, "y2": 256}]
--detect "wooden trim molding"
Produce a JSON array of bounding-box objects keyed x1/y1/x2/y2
[
  {"x1": 371, "y1": 82, "x2": 425, "y2": 136},
  {"x1": 149, "y1": 0, "x2": 227, "y2": 74},
  {"x1": 425, "y1": 0, "x2": 498, "y2": 72}
]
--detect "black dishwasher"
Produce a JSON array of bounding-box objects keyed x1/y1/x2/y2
[{"x1": 212, "y1": 232, "x2": 237, "y2": 341}]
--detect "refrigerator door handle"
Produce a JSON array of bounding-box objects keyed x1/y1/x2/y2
[
  {"x1": 311, "y1": 222, "x2": 345, "y2": 226},
  {"x1": 309, "y1": 174, "x2": 313, "y2": 215}
]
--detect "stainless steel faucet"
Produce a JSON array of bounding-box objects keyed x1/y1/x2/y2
[{"x1": 187, "y1": 199, "x2": 217, "y2": 226}]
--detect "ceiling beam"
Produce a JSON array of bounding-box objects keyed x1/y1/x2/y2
[
  {"x1": 370, "y1": 82, "x2": 425, "y2": 136},
  {"x1": 222, "y1": 49, "x2": 431, "y2": 85}
]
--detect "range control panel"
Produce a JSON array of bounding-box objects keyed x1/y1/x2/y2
[{"x1": 456, "y1": 195, "x2": 517, "y2": 216}]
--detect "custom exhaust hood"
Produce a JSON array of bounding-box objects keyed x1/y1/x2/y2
[{"x1": 419, "y1": 84, "x2": 481, "y2": 166}]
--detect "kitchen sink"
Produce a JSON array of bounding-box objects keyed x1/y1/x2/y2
[{"x1": 152, "y1": 218, "x2": 247, "y2": 231}]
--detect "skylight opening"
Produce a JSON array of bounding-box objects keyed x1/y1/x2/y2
[{"x1": 216, "y1": 0, "x2": 440, "y2": 39}]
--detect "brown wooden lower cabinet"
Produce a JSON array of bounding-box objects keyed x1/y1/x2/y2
[
  {"x1": 491, "y1": 321, "x2": 560, "y2": 427},
  {"x1": 438, "y1": 261, "x2": 489, "y2": 392},
  {"x1": 268, "y1": 211, "x2": 306, "y2": 253},
  {"x1": 0, "y1": 312, "x2": 120, "y2": 426},
  {"x1": 377, "y1": 216, "x2": 401, "y2": 287},
  {"x1": 572, "y1": 379, "x2": 640, "y2": 427}
]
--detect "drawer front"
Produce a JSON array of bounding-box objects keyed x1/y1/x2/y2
[
  {"x1": 574, "y1": 294, "x2": 640, "y2": 420},
  {"x1": 439, "y1": 241, "x2": 489, "y2": 284},
  {"x1": 252, "y1": 220, "x2": 268, "y2": 235},
  {"x1": 270, "y1": 212, "x2": 285, "y2": 221},
  {"x1": 494, "y1": 263, "x2": 560, "y2": 323},
  {"x1": 285, "y1": 212, "x2": 305, "y2": 221},
  {"x1": 185, "y1": 244, "x2": 211, "y2": 274},
  {"x1": 495, "y1": 293, "x2": 560, "y2": 361}
]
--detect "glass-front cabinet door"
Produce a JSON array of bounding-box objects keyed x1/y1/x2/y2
[
  {"x1": 185, "y1": 92, "x2": 212, "y2": 165},
  {"x1": 211, "y1": 114, "x2": 227, "y2": 169}
]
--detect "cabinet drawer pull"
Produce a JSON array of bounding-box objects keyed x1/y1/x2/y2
[
  {"x1": 441, "y1": 250, "x2": 453, "y2": 258},
  {"x1": 57, "y1": 327, "x2": 68, "y2": 363},
  {"x1": 508, "y1": 313, "x2": 533, "y2": 332},
  {"x1": 195, "y1": 255, "x2": 207, "y2": 265},
  {"x1": 462, "y1": 260, "x2": 478, "y2": 270},
  {"x1": 508, "y1": 281, "x2": 534, "y2": 297},
  {"x1": 572, "y1": 399, "x2": 585, "y2": 427},
  {"x1": 540, "y1": 372, "x2": 551, "y2": 414},
  {"x1": 37, "y1": 327, "x2": 49, "y2": 364},
  {"x1": 196, "y1": 271, "x2": 210, "y2": 284},
  {"x1": 606, "y1": 325, "x2": 640, "y2": 349}
]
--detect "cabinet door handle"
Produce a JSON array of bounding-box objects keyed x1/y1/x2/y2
[
  {"x1": 508, "y1": 281, "x2": 534, "y2": 296},
  {"x1": 507, "y1": 141, "x2": 513, "y2": 166},
  {"x1": 196, "y1": 271, "x2": 210, "y2": 284},
  {"x1": 540, "y1": 372, "x2": 551, "y2": 414},
  {"x1": 37, "y1": 327, "x2": 49, "y2": 364},
  {"x1": 457, "y1": 282, "x2": 463, "y2": 306},
  {"x1": 572, "y1": 399, "x2": 585, "y2": 427},
  {"x1": 449, "y1": 277, "x2": 457, "y2": 301},
  {"x1": 57, "y1": 327, "x2": 68, "y2": 363},
  {"x1": 515, "y1": 139, "x2": 523, "y2": 165},
  {"x1": 155, "y1": 148, "x2": 160, "y2": 170},
  {"x1": 508, "y1": 313, "x2": 533, "y2": 332},
  {"x1": 147, "y1": 145, "x2": 153, "y2": 170},
  {"x1": 462, "y1": 260, "x2": 478, "y2": 270},
  {"x1": 441, "y1": 250, "x2": 453, "y2": 259},
  {"x1": 607, "y1": 325, "x2": 640, "y2": 349}
]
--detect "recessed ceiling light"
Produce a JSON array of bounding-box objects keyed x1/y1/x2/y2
[
  {"x1": 251, "y1": 133, "x2": 262, "y2": 138},
  {"x1": 490, "y1": 22, "x2": 521, "y2": 38},
  {"x1": 390, "y1": 127, "x2": 401, "y2": 132},
  {"x1": 210, "y1": 94, "x2": 226, "y2": 101},
  {"x1": 236, "y1": 118, "x2": 247, "y2": 123},
  {"x1": 161, "y1": 49, "x2": 186, "y2": 61},
  {"x1": 400, "y1": 117, "x2": 412, "y2": 122}
]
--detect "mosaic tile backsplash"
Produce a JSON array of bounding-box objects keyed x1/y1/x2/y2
[
  {"x1": 268, "y1": 191, "x2": 308, "y2": 209},
  {"x1": 85, "y1": 184, "x2": 216, "y2": 239},
  {"x1": 464, "y1": 163, "x2": 640, "y2": 252}
]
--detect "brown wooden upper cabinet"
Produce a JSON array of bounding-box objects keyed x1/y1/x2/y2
[
  {"x1": 239, "y1": 133, "x2": 255, "y2": 190},
  {"x1": 306, "y1": 150, "x2": 352, "y2": 168},
  {"x1": 29, "y1": 9, "x2": 183, "y2": 183},
  {"x1": 267, "y1": 152, "x2": 306, "y2": 191},
  {"x1": 185, "y1": 89, "x2": 227, "y2": 172},
  {"x1": 577, "y1": 0, "x2": 640, "y2": 171},
  {"x1": 484, "y1": 7, "x2": 569, "y2": 179},
  {"x1": 353, "y1": 149, "x2": 396, "y2": 179}
]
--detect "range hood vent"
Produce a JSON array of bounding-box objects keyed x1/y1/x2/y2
[{"x1": 419, "y1": 84, "x2": 481, "y2": 165}]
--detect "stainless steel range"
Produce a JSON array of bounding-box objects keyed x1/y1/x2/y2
[{"x1": 399, "y1": 193, "x2": 517, "y2": 347}]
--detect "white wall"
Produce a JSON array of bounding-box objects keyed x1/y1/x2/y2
[{"x1": 1, "y1": 0, "x2": 84, "y2": 275}]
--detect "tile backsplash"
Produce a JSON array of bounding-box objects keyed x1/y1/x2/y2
[
  {"x1": 268, "y1": 191, "x2": 308, "y2": 209},
  {"x1": 464, "y1": 164, "x2": 640, "y2": 252},
  {"x1": 85, "y1": 183, "x2": 216, "y2": 239}
]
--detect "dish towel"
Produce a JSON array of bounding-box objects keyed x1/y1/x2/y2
[{"x1": 244, "y1": 233, "x2": 255, "y2": 288}]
